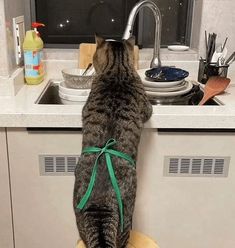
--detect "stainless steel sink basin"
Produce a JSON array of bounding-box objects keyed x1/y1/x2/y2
[
  {"x1": 36, "y1": 80, "x2": 63, "y2": 104},
  {"x1": 36, "y1": 79, "x2": 221, "y2": 105}
]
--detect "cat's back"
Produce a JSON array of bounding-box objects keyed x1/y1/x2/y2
[
  {"x1": 82, "y1": 72, "x2": 144, "y2": 152},
  {"x1": 82, "y1": 39, "x2": 148, "y2": 153},
  {"x1": 95, "y1": 72, "x2": 141, "y2": 111}
]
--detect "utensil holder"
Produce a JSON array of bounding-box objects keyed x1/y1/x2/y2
[{"x1": 198, "y1": 59, "x2": 229, "y2": 84}]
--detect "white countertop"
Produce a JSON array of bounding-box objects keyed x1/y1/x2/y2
[{"x1": 1, "y1": 60, "x2": 235, "y2": 129}]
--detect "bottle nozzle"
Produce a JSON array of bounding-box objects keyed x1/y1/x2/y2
[
  {"x1": 32, "y1": 22, "x2": 45, "y2": 36},
  {"x1": 32, "y1": 22, "x2": 45, "y2": 28}
]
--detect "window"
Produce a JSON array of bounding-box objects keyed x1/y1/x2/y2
[
  {"x1": 31, "y1": 0, "x2": 193, "y2": 47},
  {"x1": 32, "y1": 0, "x2": 138, "y2": 46},
  {"x1": 139, "y1": 0, "x2": 194, "y2": 47}
]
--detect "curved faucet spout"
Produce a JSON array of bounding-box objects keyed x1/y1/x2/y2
[{"x1": 123, "y1": 0, "x2": 162, "y2": 68}]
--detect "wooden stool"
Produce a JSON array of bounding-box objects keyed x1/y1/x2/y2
[{"x1": 76, "y1": 230, "x2": 159, "y2": 248}]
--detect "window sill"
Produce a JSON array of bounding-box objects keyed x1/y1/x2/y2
[
  {"x1": 139, "y1": 48, "x2": 198, "y2": 62},
  {"x1": 43, "y1": 47, "x2": 199, "y2": 62}
]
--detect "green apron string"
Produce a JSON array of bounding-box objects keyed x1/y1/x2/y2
[{"x1": 76, "y1": 139, "x2": 135, "y2": 232}]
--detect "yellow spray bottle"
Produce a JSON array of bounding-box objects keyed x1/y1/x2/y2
[{"x1": 23, "y1": 22, "x2": 45, "y2": 84}]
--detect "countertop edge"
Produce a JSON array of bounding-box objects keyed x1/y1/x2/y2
[{"x1": 2, "y1": 111, "x2": 235, "y2": 129}]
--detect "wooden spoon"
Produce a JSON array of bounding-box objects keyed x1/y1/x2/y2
[
  {"x1": 199, "y1": 76, "x2": 230, "y2": 105},
  {"x1": 82, "y1": 63, "x2": 92, "y2": 76}
]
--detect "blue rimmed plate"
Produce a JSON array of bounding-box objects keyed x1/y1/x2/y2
[
  {"x1": 145, "y1": 66, "x2": 189, "y2": 82},
  {"x1": 138, "y1": 69, "x2": 184, "y2": 88}
]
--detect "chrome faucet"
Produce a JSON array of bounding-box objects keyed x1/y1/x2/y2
[{"x1": 123, "y1": 0, "x2": 162, "y2": 68}]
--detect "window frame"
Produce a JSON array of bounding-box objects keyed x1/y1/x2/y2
[
  {"x1": 185, "y1": 0, "x2": 194, "y2": 46},
  {"x1": 30, "y1": 0, "x2": 194, "y2": 48}
]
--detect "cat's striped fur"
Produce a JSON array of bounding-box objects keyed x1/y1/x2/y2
[{"x1": 73, "y1": 35, "x2": 152, "y2": 248}]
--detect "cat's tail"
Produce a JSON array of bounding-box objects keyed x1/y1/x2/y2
[{"x1": 82, "y1": 205, "x2": 120, "y2": 248}]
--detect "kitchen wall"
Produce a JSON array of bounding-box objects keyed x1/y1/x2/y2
[
  {"x1": 0, "y1": 0, "x2": 9, "y2": 77},
  {"x1": 4, "y1": 0, "x2": 26, "y2": 75},
  {"x1": 0, "y1": 0, "x2": 235, "y2": 78},
  {"x1": 0, "y1": 0, "x2": 27, "y2": 78},
  {"x1": 23, "y1": 0, "x2": 235, "y2": 60},
  {"x1": 194, "y1": 0, "x2": 235, "y2": 58}
]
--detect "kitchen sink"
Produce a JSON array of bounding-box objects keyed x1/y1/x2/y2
[
  {"x1": 36, "y1": 80, "x2": 63, "y2": 105},
  {"x1": 36, "y1": 79, "x2": 221, "y2": 106}
]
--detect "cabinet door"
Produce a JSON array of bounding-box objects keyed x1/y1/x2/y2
[
  {"x1": 134, "y1": 129, "x2": 235, "y2": 248},
  {"x1": 0, "y1": 128, "x2": 14, "y2": 248},
  {"x1": 7, "y1": 128, "x2": 83, "y2": 248}
]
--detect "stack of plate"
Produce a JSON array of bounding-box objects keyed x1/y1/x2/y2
[
  {"x1": 138, "y1": 67, "x2": 192, "y2": 101},
  {"x1": 59, "y1": 81, "x2": 90, "y2": 105}
]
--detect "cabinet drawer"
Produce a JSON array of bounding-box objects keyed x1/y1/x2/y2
[
  {"x1": 7, "y1": 128, "x2": 82, "y2": 248},
  {"x1": 134, "y1": 129, "x2": 235, "y2": 248},
  {"x1": 0, "y1": 128, "x2": 14, "y2": 248}
]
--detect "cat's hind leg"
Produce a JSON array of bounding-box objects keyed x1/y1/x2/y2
[{"x1": 76, "y1": 205, "x2": 119, "y2": 248}]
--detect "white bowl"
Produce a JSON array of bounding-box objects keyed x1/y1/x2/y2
[
  {"x1": 144, "y1": 81, "x2": 187, "y2": 92},
  {"x1": 60, "y1": 98, "x2": 85, "y2": 105},
  {"x1": 59, "y1": 81, "x2": 91, "y2": 96},
  {"x1": 167, "y1": 45, "x2": 189, "y2": 51},
  {"x1": 59, "y1": 90, "x2": 88, "y2": 102},
  {"x1": 61, "y1": 68, "x2": 94, "y2": 89}
]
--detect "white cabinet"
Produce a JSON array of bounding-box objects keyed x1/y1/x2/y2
[
  {"x1": 7, "y1": 127, "x2": 235, "y2": 248},
  {"x1": 0, "y1": 128, "x2": 14, "y2": 248},
  {"x1": 134, "y1": 129, "x2": 235, "y2": 248},
  {"x1": 7, "y1": 128, "x2": 83, "y2": 248}
]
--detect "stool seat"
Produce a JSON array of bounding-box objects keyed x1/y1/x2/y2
[{"x1": 76, "y1": 230, "x2": 159, "y2": 248}]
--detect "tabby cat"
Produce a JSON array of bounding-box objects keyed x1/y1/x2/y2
[{"x1": 73, "y1": 35, "x2": 152, "y2": 248}]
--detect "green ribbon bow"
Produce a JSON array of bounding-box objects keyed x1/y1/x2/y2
[{"x1": 76, "y1": 139, "x2": 135, "y2": 232}]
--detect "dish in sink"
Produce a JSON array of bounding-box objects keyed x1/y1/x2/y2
[{"x1": 144, "y1": 66, "x2": 189, "y2": 82}]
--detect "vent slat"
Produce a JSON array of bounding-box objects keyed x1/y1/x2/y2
[
  {"x1": 203, "y1": 159, "x2": 213, "y2": 174},
  {"x1": 67, "y1": 157, "x2": 77, "y2": 173},
  {"x1": 169, "y1": 158, "x2": 179, "y2": 173},
  {"x1": 56, "y1": 157, "x2": 65, "y2": 166},
  {"x1": 191, "y1": 159, "x2": 201, "y2": 174},
  {"x1": 44, "y1": 156, "x2": 54, "y2": 172},
  {"x1": 44, "y1": 157, "x2": 54, "y2": 166},
  {"x1": 67, "y1": 165, "x2": 76, "y2": 172},
  {"x1": 214, "y1": 159, "x2": 225, "y2": 174},
  {"x1": 45, "y1": 165, "x2": 54, "y2": 172},
  {"x1": 40, "y1": 155, "x2": 80, "y2": 176},
  {"x1": 56, "y1": 165, "x2": 65, "y2": 172},
  {"x1": 180, "y1": 159, "x2": 190, "y2": 173},
  {"x1": 165, "y1": 156, "x2": 229, "y2": 177},
  {"x1": 67, "y1": 157, "x2": 76, "y2": 166}
]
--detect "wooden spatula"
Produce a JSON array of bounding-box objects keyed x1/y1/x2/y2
[{"x1": 199, "y1": 76, "x2": 230, "y2": 105}]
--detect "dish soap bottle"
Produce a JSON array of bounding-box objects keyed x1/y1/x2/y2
[{"x1": 23, "y1": 22, "x2": 45, "y2": 84}]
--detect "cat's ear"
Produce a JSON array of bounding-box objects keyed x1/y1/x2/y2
[
  {"x1": 95, "y1": 34, "x2": 105, "y2": 47},
  {"x1": 124, "y1": 36, "x2": 135, "y2": 48}
]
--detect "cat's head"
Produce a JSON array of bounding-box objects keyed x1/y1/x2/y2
[{"x1": 93, "y1": 35, "x2": 135, "y2": 74}]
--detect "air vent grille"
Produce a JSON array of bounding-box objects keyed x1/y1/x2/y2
[
  {"x1": 180, "y1": 159, "x2": 190, "y2": 173},
  {"x1": 191, "y1": 159, "x2": 201, "y2": 174},
  {"x1": 165, "y1": 156, "x2": 230, "y2": 177},
  {"x1": 214, "y1": 159, "x2": 224, "y2": 174},
  {"x1": 44, "y1": 156, "x2": 54, "y2": 172},
  {"x1": 169, "y1": 158, "x2": 179, "y2": 173},
  {"x1": 67, "y1": 157, "x2": 77, "y2": 173},
  {"x1": 39, "y1": 155, "x2": 80, "y2": 176}
]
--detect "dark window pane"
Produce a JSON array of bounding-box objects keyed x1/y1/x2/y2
[
  {"x1": 35, "y1": 0, "x2": 138, "y2": 44},
  {"x1": 139, "y1": 0, "x2": 192, "y2": 47},
  {"x1": 33, "y1": 0, "x2": 193, "y2": 47}
]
